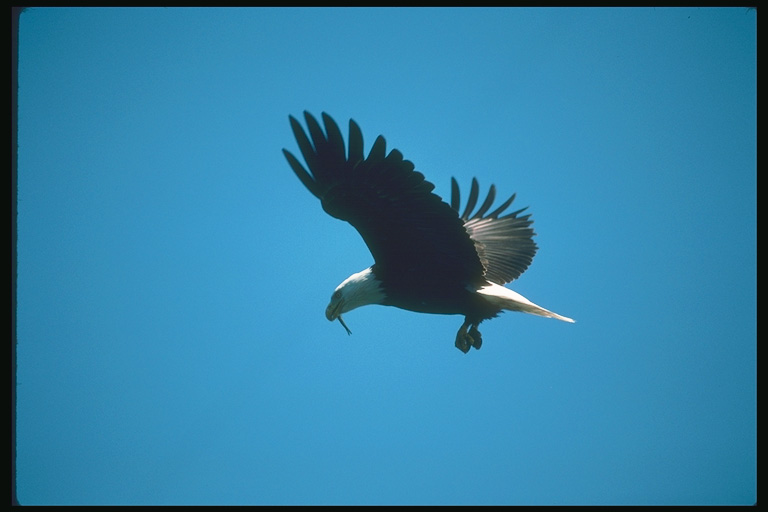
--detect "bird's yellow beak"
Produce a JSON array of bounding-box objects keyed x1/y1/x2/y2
[
  {"x1": 325, "y1": 301, "x2": 339, "y2": 321},
  {"x1": 326, "y1": 300, "x2": 352, "y2": 335}
]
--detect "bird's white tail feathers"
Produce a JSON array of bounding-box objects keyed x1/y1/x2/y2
[{"x1": 476, "y1": 283, "x2": 575, "y2": 323}]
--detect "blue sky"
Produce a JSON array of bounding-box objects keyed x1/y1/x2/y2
[{"x1": 15, "y1": 7, "x2": 755, "y2": 505}]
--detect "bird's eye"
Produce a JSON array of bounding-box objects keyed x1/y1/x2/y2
[{"x1": 332, "y1": 290, "x2": 341, "y2": 300}]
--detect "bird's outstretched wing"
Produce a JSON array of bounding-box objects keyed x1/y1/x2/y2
[
  {"x1": 283, "y1": 112, "x2": 485, "y2": 285},
  {"x1": 451, "y1": 177, "x2": 538, "y2": 285}
]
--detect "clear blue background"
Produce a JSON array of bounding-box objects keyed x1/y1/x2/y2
[{"x1": 15, "y1": 7, "x2": 756, "y2": 505}]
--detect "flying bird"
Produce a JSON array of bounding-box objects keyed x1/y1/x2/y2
[{"x1": 283, "y1": 112, "x2": 574, "y2": 353}]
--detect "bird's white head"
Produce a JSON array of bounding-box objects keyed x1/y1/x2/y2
[{"x1": 325, "y1": 267, "x2": 385, "y2": 335}]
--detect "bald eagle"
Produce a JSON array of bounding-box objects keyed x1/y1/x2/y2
[{"x1": 283, "y1": 112, "x2": 574, "y2": 353}]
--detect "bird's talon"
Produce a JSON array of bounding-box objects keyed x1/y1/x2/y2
[
  {"x1": 469, "y1": 325, "x2": 482, "y2": 350},
  {"x1": 455, "y1": 324, "x2": 471, "y2": 353},
  {"x1": 455, "y1": 336, "x2": 471, "y2": 353}
]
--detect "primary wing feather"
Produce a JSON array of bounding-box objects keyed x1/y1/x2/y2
[
  {"x1": 451, "y1": 177, "x2": 538, "y2": 285},
  {"x1": 283, "y1": 112, "x2": 485, "y2": 285}
]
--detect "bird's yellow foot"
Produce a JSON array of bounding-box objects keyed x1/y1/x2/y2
[
  {"x1": 455, "y1": 323, "x2": 482, "y2": 353},
  {"x1": 455, "y1": 324, "x2": 471, "y2": 353},
  {"x1": 469, "y1": 325, "x2": 482, "y2": 350}
]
